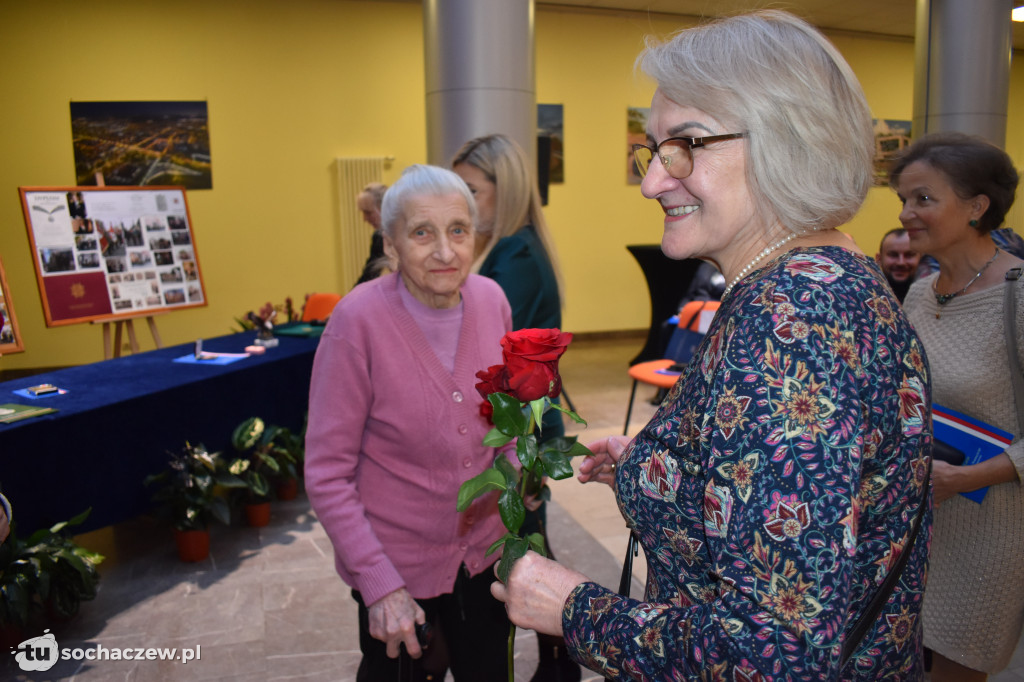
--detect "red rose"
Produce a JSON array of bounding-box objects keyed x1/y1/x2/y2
[
  {"x1": 500, "y1": 329, "x2": 573, "y2": 364},
  {"x1": 505, "y1": 359, "x2": 561, "y2": 402},
  {"x1": 475, "y1": 364, "x2": 509, "y2": 400},
  {"x1": 500, "y1": 329, "x2": 572, "y2": 402},
  {"x1": 479, "y1": 399, "x2": 494, "y2": 423}
]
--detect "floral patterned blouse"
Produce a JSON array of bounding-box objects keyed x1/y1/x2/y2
[{"x1": 563, "y1": 247, "x2": 932, "y2": 681}]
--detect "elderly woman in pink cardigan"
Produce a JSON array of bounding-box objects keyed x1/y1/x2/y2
[{"x1": 305, "y1": 164, "x2": 514, "y2": 681}]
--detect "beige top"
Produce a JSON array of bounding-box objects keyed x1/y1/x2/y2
[{"x1": 904, "y1": 271, "x2": 1024, "y2": 673}]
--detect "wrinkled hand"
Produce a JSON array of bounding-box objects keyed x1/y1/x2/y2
[
  {"x1": 490, "y1": 550, "x2": 588, "y2": 636},
  {"x1": 931, "y1": 460, "x2": 959, "y2": 505},
  {"x1": 367, "y1": 587, "x2": 426, "y2": 658},
  {"x1": 578, "y1": 435, "x2": 629, "y2": 486}
]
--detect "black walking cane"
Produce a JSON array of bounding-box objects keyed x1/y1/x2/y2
[
  {"x1": 397, "y1": 622, "x2": 435, "y2": 682},
  {"x1": 604, "y1": 530, "x2": 640, "y2": 681}
]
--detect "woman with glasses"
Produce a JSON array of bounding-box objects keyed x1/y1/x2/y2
[{"x1": 491, "y1": 10, "x2": 932, "y2": 681}]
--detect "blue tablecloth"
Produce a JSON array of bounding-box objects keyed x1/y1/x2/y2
[{"x1": 0, "y1": 330, "x2": 321, "y2": 534}]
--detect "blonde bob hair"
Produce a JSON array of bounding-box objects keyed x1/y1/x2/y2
[
  {"x1": 639, "y1": 10, "x2": 873, "y2": 234},
  {"x1": 451, "y1": 134, "x2": 564, "y2": 301}
]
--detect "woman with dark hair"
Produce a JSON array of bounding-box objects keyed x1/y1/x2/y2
[
  {"x1": 491, "y1": 10, "x2": 932, "y2": 680},
  {"x1": 892, "y1": 131, "x2": 1024, "y2": 682}
]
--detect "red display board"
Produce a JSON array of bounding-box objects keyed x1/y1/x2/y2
[
  {"x1": 19, "y1": 186, "x2": 207, "y2": 326},
  {"x1": 0, "y1": 255, "x2": 24, "y2": 353}
]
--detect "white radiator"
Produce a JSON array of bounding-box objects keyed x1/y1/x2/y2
[{"x1": 336, "y1": 157, "x2": 389, "y2": 291}]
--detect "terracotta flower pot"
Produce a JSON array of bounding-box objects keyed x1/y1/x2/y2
[
  {"x1": 276, "y1": 478, "x2": 299, "y2": 501},
  {"x1": 174, "y1": 528, "x2": 210, "y2": 562},
  {"x1": 245, "y1": 501, "x2": 272, "y2": 527}
]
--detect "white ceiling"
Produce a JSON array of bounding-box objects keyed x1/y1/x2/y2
[{"x1": 537, "y1": 0, "x2": 1024, "y2": 48}]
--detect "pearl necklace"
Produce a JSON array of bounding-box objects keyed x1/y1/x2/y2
[
  {"x1": 723, "y1": 232, "x2": 800, "y2": 298},
  {"x1": 932, "y1": 248, "x2": 999, "y2": 305}
]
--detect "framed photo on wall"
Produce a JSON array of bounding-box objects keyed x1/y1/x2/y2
[
  {"x1": 0, "y1": 255, "x2": 25, "y2": 353},
  {"x1": 18, "y1": 186, "x2": 207, "y2": 327}
]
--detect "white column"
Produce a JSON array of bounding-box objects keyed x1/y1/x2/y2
[
  {"x1": 913, "y1": 0, "x2": 1014, "y2": 146},
  {"x1": 423, "y1": 0, "x2": 536, "y2": 168}
]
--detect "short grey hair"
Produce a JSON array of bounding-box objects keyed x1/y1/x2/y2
[
  {"x1": 359, "y1": 182, "x2": 387, "y2": 208},
  {"x1": 639, "y1": 10, "x2": 873, "y2": 233},
  {"x1": 380, "y1": 165, "x2": 477, "y2": 239}
]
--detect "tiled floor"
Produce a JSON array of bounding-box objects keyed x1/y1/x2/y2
[{"x1": 6, "y1": 336, "x2": 1024, "y2": 681}]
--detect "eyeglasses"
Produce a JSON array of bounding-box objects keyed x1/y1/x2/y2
[{"x1": 631, "y1": 133, "x2": 746, "y2": 179}]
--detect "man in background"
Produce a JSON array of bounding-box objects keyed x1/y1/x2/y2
[
  {"x1": 876, "y1": 227, "x2": 920, "y2": 303},
  {"x1": 354, "y1": 182, "x2": 387, "y2": 286}
]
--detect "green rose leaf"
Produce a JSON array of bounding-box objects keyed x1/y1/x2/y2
[
  {"x1": 529, "y1": 398, "x2": 545, "y2": 434},
  {"x1": 516, "y1": 433, "x2": 539, "y2": 471},
  {"x1": 457, "y1": 468, "x2": 507, "y2": 512},
  {"x1": 498, "y1": 487, "x2": 526, "y2": 534},
  {"x1": 526, "y1": 531, "x2": 548, "y2": 557},
  {"x1": 486, "y1": 532, "x2": 515, "y2": 557},
  {"x1": 550, "y1": 402, "x2": 588, "y2": 426},
  {"x1": 496, "y1": 535, "x2": 531, "y2": 583},
  {"x1": 489, "y1": 393, "x2": 528, "y2": 435},
  {"x1": 539, "y1": 450, "x2": 574, "y2": 480},
  {"x1": 539, "y1": 435, "x2": 574, "y2": 454},
  {"x1": 495, "y1": 454, "x2": 520, "y2": 487},
  {"x1": 483, "y1": 427, "x2": 513, "y2": 447},
  {"x1": 567, "y1": 439, "x2": 594, "y2": 458}
]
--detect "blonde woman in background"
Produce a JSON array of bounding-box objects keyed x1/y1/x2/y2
[{"x1": 453, "y1": 134, "x2": 578, "y2": 682}]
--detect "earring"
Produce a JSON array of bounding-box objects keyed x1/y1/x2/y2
[{"x1": 969, "y1": 219, "x2": 979, "y2": 227}]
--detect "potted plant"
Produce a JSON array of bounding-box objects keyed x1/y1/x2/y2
[
  {"x1": 144, "y1": 443, "x2": 244, "y2": 561},
  {"x1": 272, "y1": 418, "x2": 305, "y2": 500},
  {"x1": 0, "y1": 508, "x2": 104, "y2": 644},
  {"x1": 228, "y1": 417, "x2": 301, "y2": 525}
]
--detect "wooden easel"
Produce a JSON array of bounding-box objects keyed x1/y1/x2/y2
[
  {"x1": 90, "y1": 172, "x2": 164, "y2": 360},
  {"x1": 96, "y1": 313, "x2": 164, "y2": 360}
]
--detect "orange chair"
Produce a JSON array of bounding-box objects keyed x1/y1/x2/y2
[
  {"x1": 301, "y1": 292, "x2": 342, "y2": 323},
  {"x1": 623, "y1": 300, "x2": 720, "y2": 434}
]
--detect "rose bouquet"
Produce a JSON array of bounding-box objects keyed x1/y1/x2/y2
[{"x1": 457, "y1": 328, "x2": 592, "y2": 679}]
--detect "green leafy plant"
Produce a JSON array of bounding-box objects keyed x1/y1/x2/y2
[
  {"x1": 227, "y1": 417, "x2": 303, "y2": 502},
  {"x1": 144, "y1": 443, "x2": 245, "y2": 531},
  {"x1": 457, "y1": 328, "x2": 592, "y2": 681},
  {"x1": 0, "y1": 508, "x2": 105, "y2": 628}
]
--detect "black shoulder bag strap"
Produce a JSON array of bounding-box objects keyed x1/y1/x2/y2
[
  {"x1": 840, "y1": 463, "x2": 931, "y2": 669},
  {"x1": 1004, "y1": 268, "x2": 1024, "y2": 426}
]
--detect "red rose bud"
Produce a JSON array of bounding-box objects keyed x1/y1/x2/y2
[
  {"x1": 505, "y1": 357, "x2": 561, "y2": 402},
  {"x1": 500, "y1": 329, "x2": 573, "y2": 363},
  {"x1": 475, "y1": 364, "x2": 509, "y2": 399},
  {"x1": 479, "y1": 399, "x2": 494, "y2": 423}
]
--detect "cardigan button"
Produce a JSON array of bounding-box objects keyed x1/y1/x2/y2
[
  {"x1": 458, "y1": 424, "x2": 468, "y2": 435},
  {"x1": 463, "y1": 458, "x2": 472, "y2": 468},
  {"x1": 452, "y1": 391, "x2": 464, "y2": 402}
]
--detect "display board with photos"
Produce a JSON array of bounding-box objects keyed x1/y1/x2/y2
[
  {"x1": 18, "y1": 186, "x2": 206, "y2": 326},
  {"x1": 0, "y1": 255, "x2": 25, "y2": 353}
]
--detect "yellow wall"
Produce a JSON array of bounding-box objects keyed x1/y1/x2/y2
[{"x1": 0, "y1": 2, "x2": 1019, "y2": 371}]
